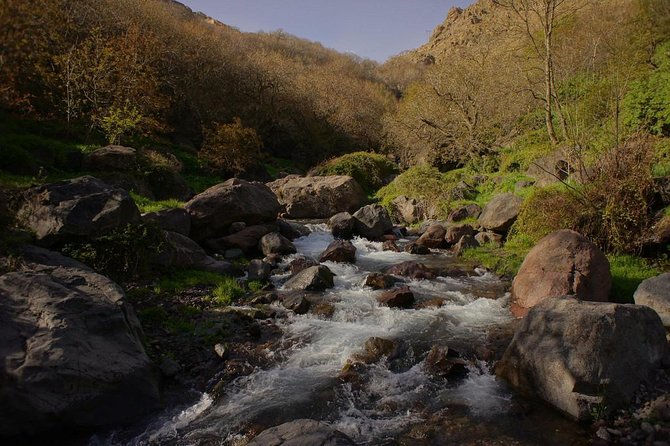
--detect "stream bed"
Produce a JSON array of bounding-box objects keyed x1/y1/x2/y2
[{"x1": 92, "y1": 224, "x2": 589, "y2": 445}]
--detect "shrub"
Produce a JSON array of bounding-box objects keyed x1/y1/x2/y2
[
  {"x1": 311, "y1": 151, "x2": 398, "y2": 194},
  {"x1": 211, "y1": 277, "x2": 244, "y2": 305},
  {"x1": 99, "y1": 103, "x2": 143, "y2": 144},
  {"x1": 200, "y1": 118, "x2": 262, "y2": 177},
  {"x1": 62, "y1": 223, "x2": 165, "y2": 281}
]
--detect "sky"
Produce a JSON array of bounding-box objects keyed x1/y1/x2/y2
[{"x1": 180, "y1": 0, "x2": 473, "y2": 63}]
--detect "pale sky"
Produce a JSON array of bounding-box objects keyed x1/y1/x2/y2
[{"x1": 180, "y1": 0, "x2": 473, "y2": 62}]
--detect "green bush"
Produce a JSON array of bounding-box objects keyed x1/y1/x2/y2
[
  {"x1": 211, "y1": 277, "x2": 244, "y2": 305},
  {"x1": 62, "y1": 223, "x2": 165, "y2": 281},
  {"x1": 311, "y1": 151, "x2": 398, "y2": 194}
]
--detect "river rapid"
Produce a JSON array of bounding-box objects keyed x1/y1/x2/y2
[{"x1": 92, "y1": 224, "x2": 588, "y2": 446}]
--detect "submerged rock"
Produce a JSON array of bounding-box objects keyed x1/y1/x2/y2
[
  {"x1": 377, "y1": 286, "x2": 415, "y2": 308},
  {"x1": 404, "y1": 242, "x2": 431, "y2": 255},
  {"x1": 280, "y1": 291, "x2": 312, "y2": 315},
  {"x1": 424, "y1": 346, "x2": 469, "y2": 381},
  {"x1": 364, "y1": 272, "x2": 399, "y2": 290},
  {"x1": 386, "y1": 261, "x2": 436, "y2": 280},
  {"x1": 247, "y1": 419, "x2": 356, "y2": 446},
  {"x1": 329, "y1": 212, "x2": 356, "y2": 239}
]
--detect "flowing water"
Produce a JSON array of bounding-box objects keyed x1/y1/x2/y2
[{"x1": 92, "y1": 224, "x2": 588, "y2": 446}]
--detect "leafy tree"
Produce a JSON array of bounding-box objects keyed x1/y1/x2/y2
[{"x1": 200, "y1": 118, "x2": 263, "y2": 176}]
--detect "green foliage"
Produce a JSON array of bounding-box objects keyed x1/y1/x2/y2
[
  {"x1": 652, "y1": 137, "x2": 670, "y2": 177},
  {"x1": 154, "y1": 269, "x2": 228, "y2": 294},
  {"x1": 311, "y1": 151, "x2": 398, "y2": 194},
  {"x1": 62, "y1": 223, "x2": 165, "y2": 281},
  {"x1": 499, "y1": 130, "x2": 554, "y2": 172},
  {"x1": 247, "y1": 280, "x2": 265, "y2": 292},
  {"x1": 512, "y1": 185, "x2": 584, "y2": 244},
  {"x1": 608, "y1": 255, "x2": 662, "y2": 303},
  {"x1": 130, "y1": 191, "x2": 184, "y2": 214},
  {"x1": 623, "y1": 42, "x2": 670, "y2": 136},
  {"x1": 211, "y1": 277, "x2": 244, "y2": 305},
  {"x1": 460, "y1": 237, "x2": 533, "y2": 278},
  {"x1": 99, "y1": 102, "x2": 142, "y2": 144}
]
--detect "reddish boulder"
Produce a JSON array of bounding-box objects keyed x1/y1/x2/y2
[{"x1": 377, "y1": 286, "x2": 415, "y2": 308}]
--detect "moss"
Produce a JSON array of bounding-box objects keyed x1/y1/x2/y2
[{"x1": 312, "y1": 151, "x2": 398, "y2": 194}]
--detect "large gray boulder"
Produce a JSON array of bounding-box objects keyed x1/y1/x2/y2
[
  {"x1": 319, "y1": 239, "x2": 357, "y2": 264},
  {"x1": 284, "y1": 265, "x2": 335, "y2": 291},
  {"x1": 511, "y1": 230, "x2": 611, "y2": 317},
  {"x1": 329, "y1": 212, "x2": 356, "y2": 240},
  {"x1": 634, "y1": 273, "x2": 670, "y2": 327},
  {"x1": 247, "y1": 419, "x2": 356, "y2": 446},
  {"x1": 496, "y1": 296, "x2": 667, "y2": 421},
  {"x1": 185, "y1": 179, "x2": 280, "y2": 241},
  {"x1": 141, "y1": 208, "x2": 191, "y2": 236},
  {"x1": 153, "y1": 231, "x2": 233, "y2": 275},
  {"x1": 259, "y1": 232, "x2": 297, "y2": 256},
  {"x1": 477, "y1": 193, "x2": 523, "y2": 234},
  {"x1": 353, "y1": 204, "x2": 393, "y2": 240},
  {"x1": 84, "y1": 145, "x2": 138, "y2": 172},
  {"x1": 267, "y1": 175, "x2": 367, "y2": 218},
  {"x1": 0, "y1": 247, "x2": 159, "y2": 436},
  {"x1": 207, "y1": 224, "x2": 278, "y2": 255},
  {"x1": 17, "y1": 176, "x2": 141, "y2": 246}
]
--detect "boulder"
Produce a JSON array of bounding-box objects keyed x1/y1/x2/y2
[
  {"x1": 382, "y1": 240, "x2": 401, "y2": 252},
  {"x1": 454, "y1": 234, "x2": 479, "y2": 255},
  {"x1": 185, "y1": 179, "x2": 280, "y2": 241},
  {"x1": 247, "y1": 419, "x2": 356, "y2": 446},
  {"x1": 17, "y1": 176, "x2": 140, "y2": 246},
  {"x1": 511, "y1": 230, "x2": 611, "y2": 317},
  {"x1": 267, "y1": 175, "x2": 367, "y2": 218},
  {"x1": 280, "y1": 292, "x2": 311, "y2": 315},
  {"x1": 207, "y1": 224, "x2": 278, "y2": 255},
  {"x1": 417, "y1": 224, "x2": 447, "y2": 248},
  {"x1": 424, "y1": 346, "x2": 469, "y2": 381},
  {"x1": 284, "y1": 265, "x2": 335, "y2": 291},
  {"x1": 496, "y1": 296, "x2": 667, "y2": 421},
  {"x1": 364, "y1": 273, "x2": 399, "y2": 290},
  {"x1": 0, "y1": 247, "x2": 159, "y2": 436},
  {"x1": 634, "y1": 273, "x2": 670, "y2": 327},
  {"x1": 447, "y1": 204, "x2": 482, "y2": 223},
  {"x1": 329, "y1": 212, "x2": 356, "y2": 240},
  {"x1": 277, "y1": 219, "x2": 311, "y2": 240},
  {"x1": 386, "y1": 261, "x2": 436, "y2": 280},
  {"x1": 141, "y1": 208, "x2": 191, "y2": 236},
  {"x1": 259, "y1": 232, "x2": 297, "y2": 256},
  {"x1": 478, "y1": 193, "x2": 523, "y2": 234},
  {"x1": 475, "y1": 231, "x2": 504, "y2": 247},
  {"x1": 153, "y1": 231, "x2": 233, "y2": 274},
  {"x1": 353, "y1": 204, "x2": 393, "y2": 240},
  {"x1": 445, "y1": 224, "x2": 476, "y2": 245},
  {"x1": 248, "y1": 259, "x2": 273, "y2": 282},
  {"x1": 404, "y1": 242, "x2": 431, "y2": 255},
  {"x1": 289, "y1": 256, "x2": 319, "y2": 275},
  {"x1": 353, "y1": 337, "x2": 400, "y2": 363},
  {"x1": 526, "y1": 152, "x2": 572, "y2": 187},
  {"x1": 390, "y1": 195, "x2": 424, "y2": 224},
  {"x1": 319, "y1": 239, "x2": 357, "y2": 263},
  {"x1": 377, "y1": 286, "x2": 415, "y2": 308},
  {"x1": 84, "y1": 145, "x2": 138, "y2": 172}
]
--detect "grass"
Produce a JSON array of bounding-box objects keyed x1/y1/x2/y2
[
  {"x1": 461, "y1": 236, "x2": 533, "y2": 278},
  {"x1": 130, "y1": 191, "x2": 185, "y2": 213},
  {"x1": 154, "y1": 269, "x2": 244, "y2": 306},
  {"x1": 608, "y1": 255, "x2": 662, "y2": 303}
]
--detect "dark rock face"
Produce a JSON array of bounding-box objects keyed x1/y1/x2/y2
[
  {"x1": 417, "y1": 224, "x2": 446, "y2": 248},
  {"x1": 448, "y1": 204, "x2": 482, "y2": 223},
  {"x1": 634, "y1": 272, "x2": 670, "y2": 327},
  {"x1": 353, "y1": 204, "x2": 393, "y2": 240},
  {"x1": 382, "y1": 240, "x2": 401, "y2": 252},
  {"x1": 268, "y1": 175, "x2": 367, "y2": 218},
  {"x1": 364, "y1": 273, "x2": 399, "y2": 290},
  {"x1": 185, "y1": 178, "x2": 280, "y2": 241},
  {"x1": 404, "y1": 242, "x2": 431, "y2": 255},
  {"x1": 445, "y1": 224, "x2": 476, "y2": 245},
  {"x1": 84, "y1": 145, "x2": 138, "y2": 172},
  {"x1": 496, "y1": 296, "x2": 667, "y2": 421},
  {"x1": 377, "y1": 286, "x2": 415, "y2": 308},
  {"x1": 511, "y1": 230, "x2": 611, "y2": 317},
  {"x1": 17, "y1": 176, "x2": 141, "y2": 246},
  {"x1": 142, "y1": 208, "x2": 191, "y2": 235},
  {"x1": 277, "y1": 219, "x2": 311, "y2": 240},
  {"x1": 424, "y1": 346, "x2": 469, "y2": 381},
  {"x1": 284, "y1": 265, "x2": 335, "y2": 291},
  {"x1": 478, "y1": 193, "x2": 523, "y2": 234},
  {"x1": 208, "y1": 224, "x2": 278, "y2": 255},
  {"x1": 319, "y1": 239, "x2": 357, "y2": 263},
  {"x1": 356, "y1": 337, "x2": 400, "y2": 363},
  {"x1": 386, "y1": 261, "x2": 436, "y2": 280},
  {"x1": 259, "y1": 232, "x2": 297, "y2": 256},
  {"x1": 329, "y1": 212, "x2": 356, "y2": 239},
  {"x1": 247, "y1": 419, "x2": 356, "y2": 446},
  {"x1": 280, "y1": 291, "x2": 312, "y2": 314},
  {"x1": 248, "y1": 259, "x2": 274, "y2": 282},
  {"x1": 153, "y1": 231, "x2": 232, "y2": 274},
  {"x1": 0, "y1": 247, "x2": 159, "y2": 437}
]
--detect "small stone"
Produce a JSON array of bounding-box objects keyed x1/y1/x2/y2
[{"x1": 214, "y1": 343, "x2": 228, "y2": 359}]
